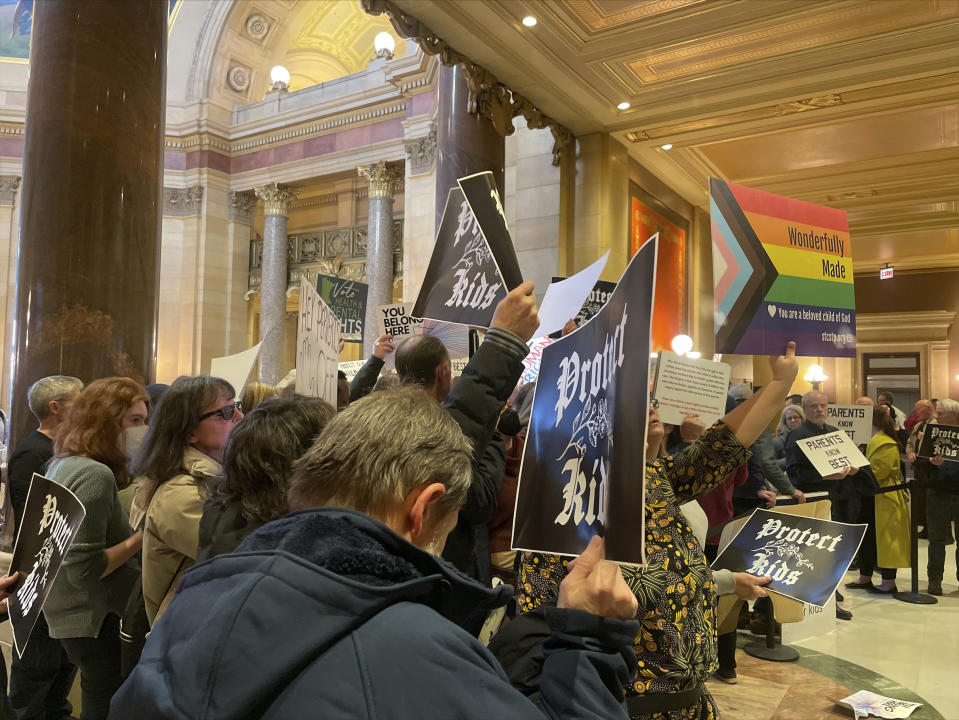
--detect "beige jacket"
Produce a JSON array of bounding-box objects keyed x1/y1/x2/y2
[{"x1": 140, "y1": 448, "x2": 223, "y2": 626}]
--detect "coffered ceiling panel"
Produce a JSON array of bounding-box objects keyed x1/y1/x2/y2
[{"x1": 392, "y1": 0, "x2": 959, "y2": 268}]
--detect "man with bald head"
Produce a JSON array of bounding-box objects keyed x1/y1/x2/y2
[
  {"x1": 395, "y1": 283, "x2": 540, "y2": 590},
  {"x1": 855, "y1": 396, "x2": 874, "y2": 406}
]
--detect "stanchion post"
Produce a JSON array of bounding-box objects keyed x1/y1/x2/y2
[{"x1": 893, "y1": 479, "x2": 937, "y2": 605}]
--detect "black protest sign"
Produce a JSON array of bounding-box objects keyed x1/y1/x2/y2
[
  {"x1": 512, "y1": 236, "x2": 658, "y2": 564},
  {"x1": 917, "y1": 423, "x2": 959, "y2": 462},
  {"x1": 412, "y1": 185, "x2": 514, "y2": 328},
  {"x1": 8, "y1": 474, "x2": 86, "y2": 658},
  {"x1": 552, "y1": 277, "x2": 618, "y2": 325},
  {"x1": 457, "y1": 172, "x2": 523, "y2": 289},
  {"x1": 711, "y1": 508, "x2": 866, "y2": 607},
  {"x1": 316, "y1": 274, "x2": 368, "y2": 343}
]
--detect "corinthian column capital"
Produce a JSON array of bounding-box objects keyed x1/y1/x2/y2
[
  {"x1": 254, "y1": 182, "x2": 299, "y2": 217},
  {"x1": 358, "y1": 161, "x2": 402, "y2": 199}
]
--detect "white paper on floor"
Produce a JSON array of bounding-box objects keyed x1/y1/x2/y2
[{"x1": 831, "y1": 690, "x2": 922, "y2": 719}]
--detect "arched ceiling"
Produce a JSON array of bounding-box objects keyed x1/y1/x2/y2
[
  {"x1": 206, "y1": 0, "x2": 406, "y2": 105},
  {"x1": 283, "y1": 0, "x2": 406, "y2": 90}
]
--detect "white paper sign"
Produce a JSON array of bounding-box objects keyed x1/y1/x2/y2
[
  {"x1": 377, "y1": 302, "x2": 425, "y2": 340},
  {"x1": 210, "y1": 342, "x2": 263, "y2": 397},
  {"x1": 535, "y1": 251, "x2": 609, "y2": 337},
  {"x1": 651, "y1": 350, "x2": 732, "y2": 426},
  {"x1": 451, "y1": 358, "x2": 469, "y2": 377},
  {"x1": 797, "y1": 430, "x2": 869, "y2": 477},
  {"x1": 828, "y1": 405, "x2": 872, "y2": 446},
  {"x1": 833, "y1": 691, "x2": 922, "y2": 719},
  {"x1": 295, "y1": 277, "x2": 339, "y2": 406},
  {"x1": 338, "y1": 360, "x2": 367, "y2": 382}
]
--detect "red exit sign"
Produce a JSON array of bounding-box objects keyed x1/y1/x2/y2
[{"x1": 880, "y1": 266, "x2": 894, "y2": 280}]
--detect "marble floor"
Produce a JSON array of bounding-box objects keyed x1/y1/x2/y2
[{"x1": 711, "y1": 540, "x2": 958, "y2": 719}]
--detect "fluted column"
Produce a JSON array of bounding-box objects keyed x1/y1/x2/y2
[
  {"x1": 10, "y1": 0, "x2": 166, "y2": 447},
  {"x1": 358, "y1": 162, "x2": 401, "y2": 349},
  {"x1": 254, "y1": 183, "x2": 298, "y2": 384}
]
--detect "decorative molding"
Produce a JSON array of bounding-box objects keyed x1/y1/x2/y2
[
  {"x1": 163, "y1": 185, "x2": 204, "y2": 217},
  {"x1": 856, "y1": 311, "x2": 955, "y2": 343},
  {"x1": 229, "y1": 190, "x2": 257, "y2": 224},
  {"x1": 0, "y1": 176, "x2": 20, "y2": 206},
  {"x1": 227, "y1": 64, "x2": 252, "y2": 94},
  {"x1": 254, "y1": 182, "x2": 299, "y2": 217},
  {"x1": 775, "y1": 94, "x2": 843, "y2": 116},
  {"x1": 358, "y1": 161, "x2": 402, "y2": 198},
  {"x1": 289, "y1": 192, "x2": 338, "y2": 210},
  {"x1": 245, "y1": 13, "x2": 270, "y2": 41},
  {"x1": 854, "y1": 254, "x2": 959, "y2": 274},
  {"x1": 361, "y1": 0, "x2": 573, "y2": 165},
  {"x1": 404, "y1": 123, "x2": 436, "y2": 175}
]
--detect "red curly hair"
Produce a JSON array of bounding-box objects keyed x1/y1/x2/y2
[{"x1": 54, "y1": 377, "x2": 149, "y2": 489}]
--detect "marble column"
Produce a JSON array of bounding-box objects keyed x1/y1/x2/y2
[
  {"x1": 10, "y1": 0, "x2": 166, "y2": 446},
  {"x1": 435, "y1": 64, "x2": 506, "y2": 228},
  {"x1": 0, "y1": 177, "x2": 20, "y2": 416},
  {"x1": 254, "y1": 183, "x2": 298, "y2": 384},
  {"x1": 358, "y1": 162, "x2": 402, "y2": 349}
]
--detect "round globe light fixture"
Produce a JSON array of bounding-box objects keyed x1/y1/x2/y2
[
  {"x1": 671, "y1": 334, "x2": 694, "y2": 356},
  {"x1": 270, "y1": 65, "x2": 290, "y2": 91},
  {"x1": 374, "y1": 31, "x2": 396, "y2": 57}
]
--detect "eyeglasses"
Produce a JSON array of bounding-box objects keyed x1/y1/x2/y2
[
  {"x1": 649, "y1": 399, "x2": 659, "y2": 409},
  {"x1": 198, "y1": 401, "x2": 241, "y2": 422}
]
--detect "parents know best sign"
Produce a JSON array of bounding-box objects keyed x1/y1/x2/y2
[
  {"x1": 827, "y1": 404, "x2": 872, "y2": 446},
  {"x1": 796, "y1": 430, "x2": 869, "y2": 477}
]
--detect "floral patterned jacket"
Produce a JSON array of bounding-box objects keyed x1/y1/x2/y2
[{"x1": 519, "y1": 421, "x2": 749, "y2": 719}]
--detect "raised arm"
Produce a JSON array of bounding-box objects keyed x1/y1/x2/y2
[{"x1": 722, "y1": 342, "x2": 799, "y2": 447}]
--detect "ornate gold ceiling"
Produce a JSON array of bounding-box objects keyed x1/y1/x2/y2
[{"x1": 392, "y1": 0, "x2": 959, "y2": 270}]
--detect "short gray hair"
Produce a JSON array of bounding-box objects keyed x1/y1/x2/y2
[
  {"x1": 288, "y1": 385, "x2": 472, "y2": 519},
  {"x1": 938, "y1": 399, "x2": 959, "y2": 418},
  {"x1": 802, "y1": 390, "x2": 827, "y2": 411},
  {"x1": 27, "y1": 376, "x2": 84, "y2": 421}
]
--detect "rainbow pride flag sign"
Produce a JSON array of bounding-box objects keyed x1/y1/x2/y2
[{"x1": 710, "y1": 179, "x2": 856, "y2": 357}]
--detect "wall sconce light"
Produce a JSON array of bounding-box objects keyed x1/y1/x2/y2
[{"x1": 804, "y1": 364, "x2": 828, "y2": 391}]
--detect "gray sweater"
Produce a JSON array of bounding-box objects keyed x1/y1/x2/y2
[{"x1": 42, "y1": 455, "x2": 139, "y2": 639}]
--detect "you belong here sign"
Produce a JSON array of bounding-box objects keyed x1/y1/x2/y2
[{"x1": 711, "y1": 509, "x2": 866, "y2": 607}]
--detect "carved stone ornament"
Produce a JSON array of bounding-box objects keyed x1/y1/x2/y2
[
  {"x1": 245, "y1": 13, "x2": 270, "y2": 40},
  {"x1": 360, "y1": 0, "x2": 573, "y2": 165},
  {"x1": 404, "y1": 124, "x2": 436, "y2": 175},
  {"x1": 229, "y1": 190, "x2": 257, "y2": 224},
  {"x1": 776, "y1": 93, "x2": 843, "y2": 116},
  {"x1": 358, "y1": 161, "x2": 402, "y2": 199},
  {"x1": 227, "y1": 65, "x2": 251, "y2": 93},
  {"x1": 0, "y1": 176, "x2": 20, "y2": 206},
  {"x1": 254, "y1": 182, "x2": 299, "y2": 217},
  {"x1": 163, "y1": 186, "x2": 204, "y2": 217}
]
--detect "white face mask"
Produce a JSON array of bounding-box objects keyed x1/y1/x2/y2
[{"x1": 122, "y1": 425, "x2": 150, "y2": 463}]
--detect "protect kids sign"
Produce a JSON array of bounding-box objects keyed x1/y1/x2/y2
[
  {"x1": 711, "y1": 509, "x2": 866, "y2": 607},
  {"x1": 710, "y1": 178, "x2": 856, "y2": 357}
]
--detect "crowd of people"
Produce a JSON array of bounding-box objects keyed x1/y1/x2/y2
[{"x1": 0, "y1": 281, "x2": 954, "y2": 719}]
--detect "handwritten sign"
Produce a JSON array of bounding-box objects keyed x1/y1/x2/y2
[
  {"x1": 8, "y1": 474, "x2": 86, "y2": 657},
  {"x1": 296, "y1": 277, "x2": 339, "y2": 406},
  {"x1": 796, "y1": 430, "x2": 869, "y2": 477},
  {"x1": 710, "y1": 178, "x2": 856, "y2": 357},
  {"x1": 711, "y1": 508, "x2": 866, "y2": 607},
  {"x1": 827, "y1": 405, "x2": 872, "y2": 446},
  {"x1": 917, "y1": 422, "x2": 959, "y2": 462},
  {"x1": 651, "y1": 350, "x2": 731, "y2": 426},
  {"x1": 317, "y1": 274, "x2": 368, "y2": 343},
  {"x1": 337, "y1": 360, "x2": 367, "y2": 382}
]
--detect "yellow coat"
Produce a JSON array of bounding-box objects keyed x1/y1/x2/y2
[{"x1": 866, "y1": 433, "x2": 910, "y2": 568}]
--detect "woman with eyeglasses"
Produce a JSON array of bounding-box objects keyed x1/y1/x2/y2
[{"x1": 131, "y1": 376, "x2": 243, "y2": 627}]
